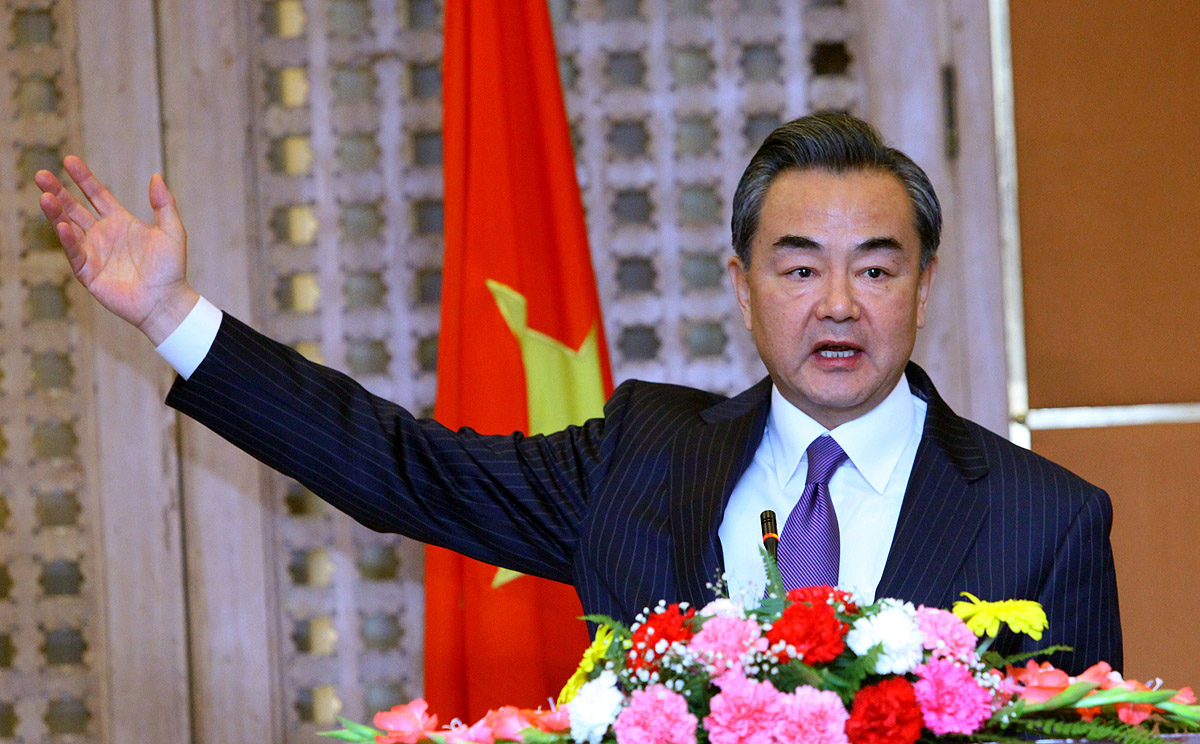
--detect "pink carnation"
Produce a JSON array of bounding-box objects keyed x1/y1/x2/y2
[
  {"x1": 916, "y1": 607, "x2": 978, "y2": 661},
  {"x1": 913, "y1": 658, "x2": 994, "y2": 735},
  {"x1": 689, "y1": 616, "x2": 762, "y2": 678},
  {"x1": 776, "y1": 686, "x2": 850, "y2": 744},
  {"x1": 704, "y1": 672, "x2": 782, "y2": 744},
  {"x1": 374, "y1": 699, "x2": 439, "y2": 744},
  {"x1": 612, "y1": 684, "x2": 697, "y2": 744}
]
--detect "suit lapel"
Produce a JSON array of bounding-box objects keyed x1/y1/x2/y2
[
  {"x1": 668, "y1": 378, "x2": 771, "y2": 608},
  {"x1": 876, "y1": 363, "x2": 991, "y2": 609}
]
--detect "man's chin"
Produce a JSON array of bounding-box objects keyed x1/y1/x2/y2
[{"x1": 779, "y1": 384, "x2": 877, "y2": 427}]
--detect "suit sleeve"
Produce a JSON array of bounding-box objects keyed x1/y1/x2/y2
[
  {"x1": 1027, "y1": 485, "x2": 1123, "y2": 673},
  {"x1": 165, "y1": 312, "x2": 615, "y2": 584}
]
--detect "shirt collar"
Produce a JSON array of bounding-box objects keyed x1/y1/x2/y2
[{"x1": 765, "y1": 373, "x2": 915, "y2": 494}]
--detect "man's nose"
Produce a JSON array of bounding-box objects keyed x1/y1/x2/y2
[{"x1": 816, "y1": 273, "x2": 860, "y2": 321}]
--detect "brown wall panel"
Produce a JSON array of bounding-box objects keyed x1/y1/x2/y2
[
  {"x1": 1011, "y1": 1, "x2": 1200, "y2": 408},
  {"x1": 1032, "y1": 424, "x2": 1200, "y2": 686}
]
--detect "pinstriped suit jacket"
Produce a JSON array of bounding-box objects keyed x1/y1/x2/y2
[{"x1": 167, "y1": 314, "x2": 1121, "y2": 674}]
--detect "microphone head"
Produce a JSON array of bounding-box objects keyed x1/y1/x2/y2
[
  {"x1": 760, "y1": 509, "x2": 777, "y2": 534},
  {"x1": 760, "y1": 510, "x2": 779, "y2": 559}
]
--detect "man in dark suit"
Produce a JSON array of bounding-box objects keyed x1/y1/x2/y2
[{"x1": 36, "y1": 112, "x2": 1121, "y2": 674}]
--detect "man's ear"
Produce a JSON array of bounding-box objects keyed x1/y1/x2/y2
[
  {"x1": 916, "y1": 255, "x2": 937, "y2": 329},
  {"x1": 728, "y1": 255, "x2": 753, "y2": 332}
]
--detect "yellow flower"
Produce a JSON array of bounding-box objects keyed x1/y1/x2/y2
[
  {"x1": 557, "y1": 625, "x2": 613, "y2": 705},
  {"x1": 952, "y1": 592, "x2": 1048, "y2": 641}
]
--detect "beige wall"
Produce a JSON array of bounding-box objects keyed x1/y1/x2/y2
[{"x1": 1011, "y1": 0, "x2": 1200, "y2": 683}]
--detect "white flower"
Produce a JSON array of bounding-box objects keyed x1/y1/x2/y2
[
  {"x1": 567, "y1": 670, "x2": 625, "y2": 744},
  {"x1": 699, "y1": 597, "x2": 744, "y2": 619},
  {"x1": 846, "y1": 599, "x2": 925, "y2": 674}
]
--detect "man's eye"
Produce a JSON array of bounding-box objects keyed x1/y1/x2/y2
[
  {"x1": 864, "y1": 267, "x2": 886, "y2": 279},
  {"x1": 791, "y1": 267, "x2": 814, "y2": 278}
]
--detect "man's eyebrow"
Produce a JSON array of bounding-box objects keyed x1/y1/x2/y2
[
  {"x1": 857, "y1": 236, "x2": 903, "y2": 251},
  {"x1": 772, "y1": 235, "x2": 821, "y2": 250},
  {"x1": 770, "y1": 235, "x2": 905, "y2": 251}
]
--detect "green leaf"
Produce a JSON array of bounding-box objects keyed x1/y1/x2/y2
[
  {"x1": 1072, "y1": 687, "x2": 1176, "y2": 708},
  {"x1": 760, "y1": 546, "x2": 786, "y2": 603},
  {"x1": 979, "y1": 649, "x2": 1007, "y2": 670},
  {"x1": 517, "y1": 728, "x2": 574, "y2": 744},
  {"x1": 767, "y1": 659, "x2": 823, "y2": 694},
  {"x1": 1159, "y1": 700, "x2": 1200, "y2": 724},
  {"x1": 1004, "y1": 715, "x2": 1160, "y2": 744},
  {"x1": 831, "y1": 643, "x2": 880, "y2": 689},
  {"x1": 316, "y1": 732, "x2": 369, "y2": 742},
  {"x1": 579, "y1": 615, "x2": 631, "y2": 673},
  {"x1": 580, "y1": 615, "x2": 628, "y2": 636},
  {"x1": 754, "y1": 595, "x2": 786, "y2": 621},
  {"x1": 1019, "y1": 680, "x2": 1101, "y2": 712},
  {"x1": 317, "y1": 717, "x2": 382, "y2": 741},
  {"x1": 342, "y1": 717, "x2": 384, "y2": 737}
]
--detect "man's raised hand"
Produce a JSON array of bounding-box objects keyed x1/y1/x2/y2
[{"x1": 35, "y1": 156, "x2": 199, "y2": 345}]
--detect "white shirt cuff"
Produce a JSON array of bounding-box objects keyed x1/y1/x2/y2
[{"x1": 155, "y1": 296, "x2": 223, "y2": 380}]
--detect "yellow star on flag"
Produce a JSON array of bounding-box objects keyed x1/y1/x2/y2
[{"x1": 486, "y1": 279, "x2": 606, "y2": 588}]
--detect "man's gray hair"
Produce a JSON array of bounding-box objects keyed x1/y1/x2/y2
[{"x1": 731, "y1": 111, "x2": 941, "y2": 270}]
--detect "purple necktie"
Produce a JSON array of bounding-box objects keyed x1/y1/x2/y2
[{"x1": 777, "y1": 435, "x2": 848, "y2": 591}]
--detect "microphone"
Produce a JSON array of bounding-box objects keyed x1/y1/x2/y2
[{"x1": 760, "y1": 510, "x2": 779, "y2": 560}]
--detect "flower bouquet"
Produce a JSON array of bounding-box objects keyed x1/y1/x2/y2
[{"x1": 323, "y1": 560, "x2": 1200, "y2": 744}]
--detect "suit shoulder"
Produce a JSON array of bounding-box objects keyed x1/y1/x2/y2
[
  {"x1": 605, "y1": 378, "x2": 727, "y2": 423},
  {"x1": 960, "y1": 417, "x2": 1107, "y2": 502}
]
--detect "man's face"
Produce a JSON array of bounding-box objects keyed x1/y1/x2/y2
[{"x1": 728, "y1": 168, "x2": 936, "y2": 429}]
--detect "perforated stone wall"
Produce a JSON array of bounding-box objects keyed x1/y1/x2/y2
[{"x1": 0, "y1": 2, "x2": 105, "y2": 740}]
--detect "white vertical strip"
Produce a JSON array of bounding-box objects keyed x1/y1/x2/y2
[
  {"x1": 987, "y1": 0, "x2": 1031, "y2": 446},
  {"x1": 946, "y1": 0, "x2": 1010, "y2": 436}
]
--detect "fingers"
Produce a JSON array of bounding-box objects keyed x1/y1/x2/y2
[
  {"x1": 35, "y1": 165, "x2": 96, "y2": 231},
  {"x1": 33, "y1": 167, "x2": 64, "y2": 194},
  {"x1": 54, "y1": 220, "x2": 89, "y2": 278},
  {"x1": 149, "y1": 173, "x2": 186, "y2": 244},
  {"x1": 38, "y1": 187, "x2": 87, "y2": 251},
  {"x1": 63, "y1": 155, "x2": 124, "y2": 218},
  {"x1": 38, "y1": 192, "x2": 84, "y2": 247},
  {"x1": 39, "y1": 192, "x2": 87, "y2": 274}
]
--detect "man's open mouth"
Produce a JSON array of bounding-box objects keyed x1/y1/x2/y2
[{"x1": 814, "y1": 343, "x2": 861, "y2": 359}]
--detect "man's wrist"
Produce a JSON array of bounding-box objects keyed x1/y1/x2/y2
[
  {"x1": 139, "y1": 285, "x2": 201, "y2": 346},
  {"x1": 155, "y1": 296, "x2": 222, "y2": 380}
]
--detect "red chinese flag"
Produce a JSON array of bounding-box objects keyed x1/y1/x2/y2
[{"x1": 427, "y1": 0, "x2": 614, "y2": 723}]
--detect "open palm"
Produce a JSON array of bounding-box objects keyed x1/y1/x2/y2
[{"x1": 35, "y1": 156, "x2": 198, "y2": 344}]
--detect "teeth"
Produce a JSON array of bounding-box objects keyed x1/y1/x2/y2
[{"x1": 819, "y1": 349, "x2": 856, "y2": 358}]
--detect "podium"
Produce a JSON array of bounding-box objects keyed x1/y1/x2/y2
[{"x1": 1037, "y1": 737, "x2": 1199, "y2": 743}]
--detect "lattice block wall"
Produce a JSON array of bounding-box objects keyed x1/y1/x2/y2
[
  {"x1": 0, "y1": 1, "x2": 105, "y2": 740},
  {"x1": 253, "y1": 0, "x2": 438, "y2": 736},
  {"x1": 249, "y1": 0, "x2": 862, "y2": 738}
]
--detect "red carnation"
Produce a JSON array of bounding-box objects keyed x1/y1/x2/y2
[
  {"x1": 787, "y1": 585, "x2": 859, "y2": 615},
  {"x1": 845, "y1": 677, "x2": 924, "y2": 744},
  {"x1": 765, "y1": 594, "x2": 848, "y2": 664},
  {"x1": 627, "y1": 603, "x2": 697, "y2": 671}
]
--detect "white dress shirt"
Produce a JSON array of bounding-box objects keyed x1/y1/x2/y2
[
  {"x1": 718, "y1": 377, "x2": 927, "y2": 606},
  {"x1": 159, "y1": 300, "x2": 927, "y2": 607}
]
